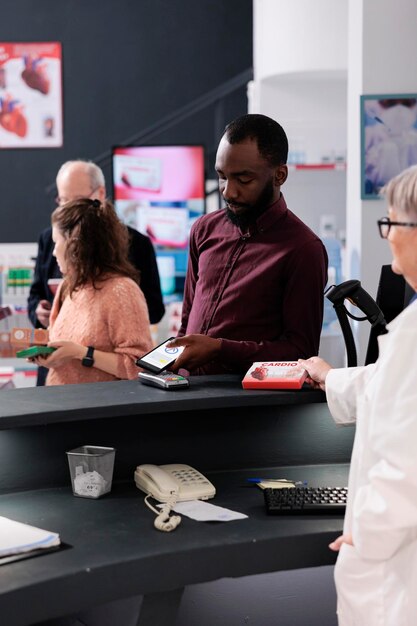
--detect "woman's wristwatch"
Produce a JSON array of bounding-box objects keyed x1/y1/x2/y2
[{"x1": 82, "y1": 346, "x2": 95, "y2": 367}]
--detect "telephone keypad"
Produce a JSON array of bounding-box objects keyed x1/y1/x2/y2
[{"x1": 172, "y1": 469, "x2": 208, "y2": 486}]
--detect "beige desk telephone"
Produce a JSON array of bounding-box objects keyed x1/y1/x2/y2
[{"x1": 134, "y1": 464, "x2": 216, "y2": 532}]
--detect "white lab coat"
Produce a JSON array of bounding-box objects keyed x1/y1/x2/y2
[{"x1": 326, "y1": 300, "x2": 417, "y2": 626}]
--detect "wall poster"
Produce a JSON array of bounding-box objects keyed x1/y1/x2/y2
[
  {"x1": 361, "y1": 93, "x2": 417, "y2": 199},
  {"x1": 0, "y1": 42, "x2": 63, "y2": 148}
]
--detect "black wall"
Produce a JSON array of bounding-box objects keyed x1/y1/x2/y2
[{"x1": 0, "y1": 0, "x2": 252, "y2": 242}]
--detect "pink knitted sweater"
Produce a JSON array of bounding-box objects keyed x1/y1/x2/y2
[{"x1": 46, "y1": 275, "x2": 153, "y2": 385}]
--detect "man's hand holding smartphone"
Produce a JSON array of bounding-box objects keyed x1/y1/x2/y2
[
  {"x1": 136, "y1": 335, "x2": 222, "y2": 374},
  {"x1": 135, "y1": 338, "x2": 185, "y2": 374},
  {"x1": 166, "y1": 335, "x2": 221, "y2": 373}
]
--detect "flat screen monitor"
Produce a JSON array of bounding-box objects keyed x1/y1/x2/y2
[{"x1": 112, "y1": 145, "x2": 205, "y2": 299}]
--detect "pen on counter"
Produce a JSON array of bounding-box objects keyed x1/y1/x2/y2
[{"x1": 246, "y1": 478, "x2": 308, "y2": 486}]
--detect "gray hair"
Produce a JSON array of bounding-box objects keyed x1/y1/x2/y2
[
  {"x1": 382, "y1": 164, "x2": 417, "y2": 219},
  {"x1": 56, "y1": 160, "x2": 105, "y2": 191}
]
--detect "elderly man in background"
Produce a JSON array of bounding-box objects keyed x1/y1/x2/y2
[{"x1": 28, "y1": 160, "x2": 164, "y2": 385}]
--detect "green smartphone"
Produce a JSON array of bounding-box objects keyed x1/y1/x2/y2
[{"x1": 16, "y1": 346, "x2": 56, "y2": 358}]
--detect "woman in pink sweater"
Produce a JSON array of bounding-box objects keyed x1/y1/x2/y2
[{"x1": 34, "y1": 198, "x2": 153, "y2": 385}]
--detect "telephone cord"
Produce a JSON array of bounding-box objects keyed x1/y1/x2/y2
[{"x1": 144, "y1": 493, "x2": 182, "y2": 532}]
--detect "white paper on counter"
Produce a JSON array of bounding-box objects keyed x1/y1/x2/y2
[{"x1": 167, "y1": 499, "x2": 248, "y2": 522}]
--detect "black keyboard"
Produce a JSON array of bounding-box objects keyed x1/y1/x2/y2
[{"x1": 264, "y1": 486, "x2": 348, "y2": 515}]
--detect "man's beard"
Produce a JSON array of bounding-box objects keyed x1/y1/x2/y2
[{"x1": 225, "y1": 179, "x2": 275, "y2": 229}]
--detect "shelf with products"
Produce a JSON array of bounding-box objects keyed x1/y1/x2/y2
[
  {"x1": 287, "y1": 162, "x2": 346, "y2": 171},
  {"x1": 0, "y1": 244, "x2": 38, "y2": 388},
  {"x1": 0, "y1": 359, "x2": 37, "y2": 389},
  {"x1": 0, "y1": 303, "x2": 38, "y2": 389}
]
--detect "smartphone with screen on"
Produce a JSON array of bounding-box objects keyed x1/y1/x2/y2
[{"x1": 135, "y1": 337, "x2": 184, "y2": 374}]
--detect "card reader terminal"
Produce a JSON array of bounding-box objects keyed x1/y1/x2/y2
[{"x1": 138, "y1": 371, "x2": 190, "y2": 390}]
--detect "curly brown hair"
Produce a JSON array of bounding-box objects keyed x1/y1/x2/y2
[{"x1": 51, "y1": 198, "x2": 140, "y2": 296}]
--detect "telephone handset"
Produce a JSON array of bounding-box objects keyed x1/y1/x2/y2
[
  {"x1": 134, "y1": 464, "x2": 216, "y2": 532},
  {"x1": 135, "y1": 463, "x2": 216, "y2": 502}
]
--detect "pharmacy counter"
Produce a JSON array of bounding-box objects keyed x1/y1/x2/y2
[{"x1": 0, "y1": 376, "x2": 354, "y2": 625}]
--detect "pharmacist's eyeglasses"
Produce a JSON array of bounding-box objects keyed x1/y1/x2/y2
[{"x1": 377, "y1": 216, "x2": 417, "y2": 239}]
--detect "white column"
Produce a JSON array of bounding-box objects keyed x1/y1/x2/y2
[
  {"x1": 251, "y1": 0, "x2": 348, "y2": 165},
  {"x1": 346, "y1": 0, "x2": 417, "y2": 360}
]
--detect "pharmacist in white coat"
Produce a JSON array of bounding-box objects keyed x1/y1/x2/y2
[{"x1": 299, "y1": 164, "x2": 417, "y2": 626}]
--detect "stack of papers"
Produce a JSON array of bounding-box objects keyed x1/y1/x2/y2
[{"x1": 0, "y1": 516, "x2": 60, "y2": 561}]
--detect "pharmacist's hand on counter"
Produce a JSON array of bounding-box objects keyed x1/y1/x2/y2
[
  {"x1": 298, "y1": 357, "x2": 332, "y2": 392},
  {"x1": 31, "y1": 341, "x2": 85, "y2": 369},
  {"x1": 167, "y1": 335, "x2": 222, "y2": 373},
  {"x1": 329, "y1": 533, "x2": 354, "y2": 552}
]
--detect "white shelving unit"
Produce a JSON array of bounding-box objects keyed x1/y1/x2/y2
[{"x1": 0, "y1": 242, "x2": 38, "y2": 388}]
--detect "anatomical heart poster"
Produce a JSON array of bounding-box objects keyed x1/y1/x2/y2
[{"x1": 0, "y1": 42, "x2": 63, "y2": 148}]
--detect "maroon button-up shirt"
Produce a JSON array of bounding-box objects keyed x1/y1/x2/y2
[{"x1": 178, "y1": 195, "x2": 328, "y2": 374}]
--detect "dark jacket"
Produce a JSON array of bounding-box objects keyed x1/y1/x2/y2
[{"x1": 27, "y1": 225, "x2": 165, "y2": 327}]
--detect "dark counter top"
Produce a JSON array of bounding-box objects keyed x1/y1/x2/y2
[
  {"x1": 0, "y1": 375, "x2": 326, "y2": 430},
  {"x1": 0, "y1": 463, "x2": 348, "y2": 626},
  {"x1": 0, "y1": 375, "x2": 351, "y2": 625}
]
